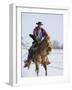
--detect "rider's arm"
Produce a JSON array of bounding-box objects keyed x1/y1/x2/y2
[
  {"x1": 33, "y1": 27, "x2": 37, "y2": 37},
  {"x1": 42, "y1": 28, "x2": 48, "y2": 37}
]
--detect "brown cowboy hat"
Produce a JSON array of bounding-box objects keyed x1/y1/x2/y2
[{"x1": 36, "y1": 21, "x2": 43, "y2": 25}]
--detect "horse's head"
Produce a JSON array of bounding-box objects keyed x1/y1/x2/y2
[
  {"x1": 37, "y1": 35, "x2": 52, "y2": 55},
  {"x1": 44, "y1": 35, "x2": 50, "y2": 45}
]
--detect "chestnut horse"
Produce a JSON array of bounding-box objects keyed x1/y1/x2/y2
[{"x1": 24, "y1": 36, "x2": 52, "y2": 76}]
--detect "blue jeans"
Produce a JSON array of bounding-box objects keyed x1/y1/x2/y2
[{"x1": 28, "y1": 40, "x2": 38, "y2": 60}]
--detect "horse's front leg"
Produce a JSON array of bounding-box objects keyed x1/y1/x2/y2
[
  {"x1": 35, "y1": 63, "x2": 39, "y2": 76},
  {"x1": 43, "y1": 64, "x2": 47, "y2": 76}
]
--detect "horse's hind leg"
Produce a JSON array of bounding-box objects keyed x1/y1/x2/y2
[
  {"x1": 43, "y1": 64, "x2": 47, "y2": 76},
  {"x1": 35, "y1": 63, "x2": 39, "y2": 76}
]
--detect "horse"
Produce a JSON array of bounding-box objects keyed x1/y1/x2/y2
[{"x1": 24, "y1": 35, "x2": 52, "y2": 76}]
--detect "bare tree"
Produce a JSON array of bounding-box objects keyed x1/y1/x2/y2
[{"x1": 51, "y1": 40, "x2": 63, "y2": 49}]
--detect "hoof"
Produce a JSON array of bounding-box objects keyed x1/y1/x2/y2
[
  {"x1": 47, "y1": 61, "x2": 51, "y2": 65},
  {"x1": 48, "y1": 61, "x2": 50, "y2": 64}
]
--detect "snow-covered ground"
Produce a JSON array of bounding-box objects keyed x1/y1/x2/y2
[{"x1": 21, "y1": 49, "x2": 63, "y2": 77}]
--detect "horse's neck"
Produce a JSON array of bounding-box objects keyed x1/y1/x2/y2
[{"x1": 38, "y1": 38, "x2": 48, "y2": 50}]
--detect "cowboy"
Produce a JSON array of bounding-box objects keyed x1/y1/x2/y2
[
  {"x1": 28, "y1": 22, "x2": 48, "y2": 59},
  {"x1": 30, "y1": 21, "x2": 48, "y2": 47},
  {"x1": 34, "y1": 21, "x2": 48, "y2": 43}
]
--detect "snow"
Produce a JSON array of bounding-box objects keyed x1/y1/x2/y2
[{"x1": 21, "y1": 49, "x2": 63, "y2": 77}]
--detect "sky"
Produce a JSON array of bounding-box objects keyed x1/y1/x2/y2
[{"x1": 21, "y1": 12, "x2": 63, "y2": 46}]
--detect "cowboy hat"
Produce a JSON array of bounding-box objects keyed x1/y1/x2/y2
[{"x1": 36, "y1": 21, "x2": 43, "y2": 25}]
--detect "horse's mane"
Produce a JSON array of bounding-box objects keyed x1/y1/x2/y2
[
  {"x1": 38, "y1": 36, "x2": 50, "y2": 51},
  {"x1": 34, "y1": 35, "x2": 51, "y2": 56}
]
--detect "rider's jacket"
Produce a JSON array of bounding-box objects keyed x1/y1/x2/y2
[{"x1": 33, "y1": 26, "x2": 48, "y2": 40}]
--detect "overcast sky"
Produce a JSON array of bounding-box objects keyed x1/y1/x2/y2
[{"x1": 22, "y1": 12, "x2": 63, "y2": 45}]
